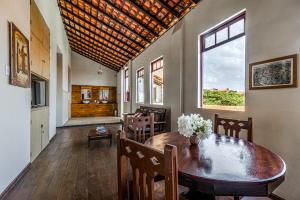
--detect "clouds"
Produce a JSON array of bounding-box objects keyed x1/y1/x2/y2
[{"x1": 203, "y1": 36, "x2": 245, "y2": 91}]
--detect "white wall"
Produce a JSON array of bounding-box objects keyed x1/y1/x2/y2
[
  {"x1": 71, "y1": 51, "x2": 117, "y2": 87},
  {"x1": 0, "y1": 0, "x2": 31, "y2": 194},
  {"x1": 124, "y1": 0, "x2": 300, "y2": 199},
  {"x1": 0, "y1": 0, "x2": 71, "y2": 194}
]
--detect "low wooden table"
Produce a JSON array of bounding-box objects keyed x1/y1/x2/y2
[{"x1": 88, "y1": 129, "x2": 112, "y2": 147}]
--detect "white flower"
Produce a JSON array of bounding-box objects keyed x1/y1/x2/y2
[{"x1": 178, "y1": 114, "x2": 212, "y2": 139}]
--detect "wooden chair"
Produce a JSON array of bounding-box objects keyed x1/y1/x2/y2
[
  {"x1": 124, "y1": 113, "x2": 155, "y2": 143},
  {"x1": 214, "y1": 114, "x2": 253, "y2": 142},
  {"x1": 214, "y1": 114, "x2": 253, "y2": 200},
  {"x1": 117, "y1": 131, "x2": 179, "y2": 200}
]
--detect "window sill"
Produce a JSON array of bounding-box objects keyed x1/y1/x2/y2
[{"x1": 200, "y1": 105, "x2": 245, "y2": 112}]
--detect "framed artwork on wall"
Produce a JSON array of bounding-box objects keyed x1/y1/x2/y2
[
  {"x1": 9, "y1": 22, "x2": 30, "y2": 88},
  {"x1": 249, "y1": 54, "x2": 298, "y2": 90}
]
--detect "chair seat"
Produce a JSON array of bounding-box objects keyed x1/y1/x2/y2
[{"x1": 128, "y1": 124, "x2": 161, "y2": 133}]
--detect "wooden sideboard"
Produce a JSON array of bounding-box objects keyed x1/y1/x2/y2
[{"x1": 71, "y1": 85, "x2": 117, "y2": 118}]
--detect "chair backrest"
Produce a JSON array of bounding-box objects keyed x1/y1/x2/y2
[
  {"x1": 117, "y1": 131, "x2": 178, "y2": 200},
  {"x1": 124, "y1": 113, "x2": 154, "y2": 143},
  {"x1": 214, "y1": 114, "x2": 253, "y2": 142}
]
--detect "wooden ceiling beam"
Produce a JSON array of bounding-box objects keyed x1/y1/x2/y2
[
  {"x1": 63, "y1": 20, "x2": 136, "y2": 57},
  {"x1": 69, "y1": 41, "x2": 124, "y2": 67},
  {"x1": 69, "y1": 43, "x2": 125, "y2": 67},
  {"x1": 59, "y1": 5, "x2": 144, "y2": 51},
  {"x1": 66, "y1": 31, "x2": 128, "y2": 63},
  {"x1": 64, "y1": 22, "x2": 134, "y2": 58},
  {"x1": 66, "y1": 29, "x2": 131, "y2": 61},
  {"x1": 68, "y1": 36, "x2": 126, "y2": 65},
  {"x1": 71, "y1": 48, "x2": 120, "y2": 71},
  {"x1": 60, "y1": 0, "x2": 151, "y2": 43},
  {"x1": 71, "y1": 47, "x2": 121, "y2": 70},
  {"x1": 127, "y1": 0, "x2": 168, "y2": 29},
  {"x1": 156, "y1": 0, "x2": 180, "y2": 17},
  {"x1": 101, "y1": 0, "x2": 159, "y2": 37}
]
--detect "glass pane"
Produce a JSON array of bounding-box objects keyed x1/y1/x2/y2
[
  {"x1": 230, "y1": 19, "x2": 245, "y2": 38},
  {"x1": 152, "y1": 68, "x2": 163, "y2": 104},
  {"x1": 202, "y1": 36, "x2": 245, "y2": 111},
  {"x1": 137, "y1": 77, "x2": 144, "y2": 102},
  {"x1": 205, "y1": 34, "x2": 215, "y2": 48},
  {"x1": 216, "y1": 27, "x2": 228, "y2": 43}
]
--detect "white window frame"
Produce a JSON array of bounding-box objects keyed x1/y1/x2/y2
[
  {"x1": 150, "y1": 56, "x2": 164, "y2": 105},
  {"x1": 136, "y1": 67, "x2": 144, "y2": 104}
]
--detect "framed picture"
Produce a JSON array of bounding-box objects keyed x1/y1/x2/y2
[
  {"x1": 249, "y1": 54, "x2": 298, "y2": 90},
  {"x1": 9, "y1": 22, "x2": 30, "y2": 88}
]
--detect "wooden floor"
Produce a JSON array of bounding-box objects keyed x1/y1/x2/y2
[
  {"x1": 4, "y1": 125, "x2": 121, "y2": 200},
  {"x1": 3, "y1": 125, "x2": 273, "y2": 200}
]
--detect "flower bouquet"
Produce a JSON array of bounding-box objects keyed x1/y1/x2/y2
[{"x1": 177, "y1": 114, "x2": 212, "y2": 145}]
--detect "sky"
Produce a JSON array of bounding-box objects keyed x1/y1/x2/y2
[{"x1": 203, "y1": 36, "x2": 246, "y2": 92}]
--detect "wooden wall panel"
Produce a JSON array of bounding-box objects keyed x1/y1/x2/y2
[{"x1": 71, "y1": 85, "x2": 117, "y2": 117}]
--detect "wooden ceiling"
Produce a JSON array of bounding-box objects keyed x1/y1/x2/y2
[{"x1": 58, "y1": 0, "x2": 201, "y2": 71}]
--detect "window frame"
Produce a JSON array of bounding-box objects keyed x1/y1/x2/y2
[
  {"x1": 136, "y1": 67, "x2": 145, "y2": 103},
  {"x1": 199, "y1": 11, "x2": 246, "y2": 108},
  {"x1": 124, "y1": 68, "x2": 129, "y2": 103},
  {"x1": 150, "y1": 57, "x2": 164, "y2": 105}
]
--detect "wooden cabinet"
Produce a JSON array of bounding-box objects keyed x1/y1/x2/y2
[
  {"x1": 30, "y1": 34, "x2": 42, "y2": 75},
  {"x1": 71, "y1": 85, "x2": 118, "y2": 117},
  {"x1": 71, "y1": 104, "x2": 117, "y2": 118},
  {"x1": 30, "y1": 0, "x2": 50, "y2": 80},
  {"x1": 31, "y1": 107, "x2": 49, "y2": 162}
]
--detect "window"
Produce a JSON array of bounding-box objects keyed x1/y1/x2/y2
[
  {"x1": 124, "y1": 68, "x2": 130, "y2": 102},
  {"x1": 200, "y1": 12, "x2": 246, "y2": 111},
  {"x1": 151, "y1": 57, "x2": 164, "y2": 104},
  {"x1": 136, "y1": 68, "x2": 144, "y2": 103}
]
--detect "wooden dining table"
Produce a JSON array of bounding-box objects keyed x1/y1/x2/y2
[{"x1": 145, "y1": 132, "x2": 286, "y2": 198}]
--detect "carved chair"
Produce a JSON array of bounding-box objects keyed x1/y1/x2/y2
[
  {"x1": 117, "y1": 131, "x2": 179, "y2": 200},
  {"x1": 214, "y1": 114, "x2": 253, "y2": 200},
  {"x1": 124, "y1": 113, "x2": 155, "y2": 143},
  {"x1": 214, "y1": 114, "x2": 253, "y2": 142},
  {"x1": 121, "y1": 106, "x2": 168, "y2": 133}
]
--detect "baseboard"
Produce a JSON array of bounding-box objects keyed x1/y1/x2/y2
[
  {"x1": 49, "y1": 133, "x2": 57, "y2": 143},
  {"x1": 0, "y1": 163, "x2": 31, "y2": 200},
  {"x1": 270, "y1": 193, "x2": 285, "y2": 200},
  {"x1": 62, "y1": 121, "x2": 121, "y2": 128}
]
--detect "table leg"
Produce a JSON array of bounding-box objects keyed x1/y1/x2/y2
[{"x1": 110, "y1": 135, "x2": 112, "y2": 147}]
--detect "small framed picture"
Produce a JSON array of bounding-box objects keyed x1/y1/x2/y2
[
  {"x1": 249, "y1": 54, "x2": 298, "y2": 90},
  {"x1": 9, "y1": 22, "x2": 30, "y2": 88}
]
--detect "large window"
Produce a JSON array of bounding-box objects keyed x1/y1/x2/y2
[
  {"x1": 200, "y1": 12, "x2": 246, "y2": 111},
  {"x1": 124, "y1": 68, "x2": 130, "y2": 102},
  {"x1": 136, "y1": 67, "x2": 144, "y2": 103},
  {"x1": 151, "y1": 58, "x2": 164, "y2": 104}
]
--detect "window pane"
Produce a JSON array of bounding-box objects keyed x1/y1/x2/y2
[
  {"x1": 230, "y1": 19, "x2": 244, "y2": 38},
  {"x1": 152, "y1": 68, "x2": 163, "y2": 104},
  {"x1": 202, "y1": 36, "x2": 245, "y2": 111},
  {"x1": 205, "y1": 34, "x2": 215, "y2": 48},
  {"x1": 137, "y1": 77, "x2": 144, "y2": 103},
  {"x1": 124, "y1": 69, "x2": 129, "y2": 102},
  {"x1": 216, "y1": 27, "x2": 228, "y2": 43}
]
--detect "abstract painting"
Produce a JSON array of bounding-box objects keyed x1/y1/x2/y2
[
  {"x1": 9, "y1": 22, "x2": 30, "y2": 88},
  {"x1": 249, "y1": 54, "x2": 297, "y2": 89}
]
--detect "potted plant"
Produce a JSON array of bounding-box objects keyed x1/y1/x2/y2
[{"x1": 177, "y1": 114, "x2": 212, "y2": 145}]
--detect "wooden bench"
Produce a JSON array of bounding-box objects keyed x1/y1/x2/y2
[{"x1": 121, "y1": 106, "x2": 168, "y2": 133}]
